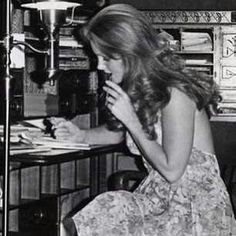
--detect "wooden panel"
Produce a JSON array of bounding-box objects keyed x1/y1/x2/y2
[
  {"x1": 9, "y1": 169, "x2": 20, "y2": 205},
  {"x1": 61, "y1": 162, "x2": 76, "y2": 190},
  {"x1": 41, "y1": 165, "x2": 58, "y2": 194},
  {"x1": 21, "y1": 166, "x2": 40, "y2": 200}
]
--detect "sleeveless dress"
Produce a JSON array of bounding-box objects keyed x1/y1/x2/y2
[{"x1": 72, "y1": 119, "x2": 236, "y2": 236}]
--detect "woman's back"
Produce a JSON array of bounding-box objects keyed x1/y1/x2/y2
[{"x1": 193, "y1": 109, "x2": 215, "y2": 155}]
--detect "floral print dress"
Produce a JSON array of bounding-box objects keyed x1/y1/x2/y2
[{"x1": 72, "y1": 120, "x2": 236, "y2": 236}]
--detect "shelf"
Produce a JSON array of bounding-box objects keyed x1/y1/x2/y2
[
  {"x1": 60, "y1": 185, "x2": 90, "y2": 196},
  {"x1": 0, "y1": 196, "x2": 58, "y2": 211},
  {"x1": 175, "y1": 51, "x2": 214, "y2": 54},
  {"x1": 9, "y1": 232, "x2": 33, "y2": 236},
  {"x1": 185, "y1": 63, "x2": 213, "y2": 66},
  {"x1": 40, "y1": 193, "x2": 59, "y2": 199},
  {"x1": 210, "y1": 115, "x2": 236, "y2": 122}
]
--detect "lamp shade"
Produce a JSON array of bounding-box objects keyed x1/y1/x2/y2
[{"x1": 21, "y1": 0, "x2": 81, "y2": 10}]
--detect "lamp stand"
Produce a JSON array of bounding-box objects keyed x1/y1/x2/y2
[
  {"x1": 2, "y1": 0, "x2": 11, "y2": 234},
  {"x1": 1, "y1": 1, "x2": 80, "y2": 235}
]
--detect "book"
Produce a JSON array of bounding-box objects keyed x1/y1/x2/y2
[
  {"x1": 0, "y1": 124, "x2": 29, "y2": 136},
  {"x1": 59, "y1": 37, "x2": 83, "y2": 47}
]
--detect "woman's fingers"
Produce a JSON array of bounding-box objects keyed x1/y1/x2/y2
[
  {"x1": 54, "y1": 129, "x2": 70, "y2": 140},
  {"x1": 103, "y1": 86, "x2": 119, "y2": 100},
  {"x1": 50, "y1": 117, "x2": 66, "y2": 127},
  {"x1": 104, "y1": 81, "x2": 129, "y2": 101},
  {"x1": 56, "y1": 120, "x2": 70, "y2": 128},
  {"x1": 103, "y1": 81, "x2": 123, "y2": 98},
  {"x1": 102, "y1": 80, "x2": 136, "y2": 126},
  {"x1": 54, "y1": 127, "x2": 69, "y2": 135},
  {"x1": 105, "y1": 80, "x2": 124, "y2": 94},
  {"x1": 53, "y1": 121, "x2": 75, "y2": 140}
]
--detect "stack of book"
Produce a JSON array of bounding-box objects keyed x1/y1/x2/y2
[
  {"x1": 0, "y1": 124, "x2": 30, "y2": 143},
  {"x1": 0, "y1": 123, "x2": 51, "y2": 155}
]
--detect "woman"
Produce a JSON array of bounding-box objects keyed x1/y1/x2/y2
[{"x1": 53, "y1": 4, "x2": 236, "y2": 236}]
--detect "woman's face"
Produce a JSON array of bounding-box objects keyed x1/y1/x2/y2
[{"x1": 91, "y1": 43, "x2": 124, "y2": 84}]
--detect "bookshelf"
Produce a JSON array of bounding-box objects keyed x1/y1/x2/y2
[
  {"x1": 59, "y1": 25, "x2": 90, "y2": 71},
  {"x1": 143, "y1": 10, "x2": 236, "y2": 121},
  {"x1": 58, "y1": 24, "x2": 99, "y2": 120},
  {"x1": 161, "y1": 26, "x2": 215, "y2": 77}
]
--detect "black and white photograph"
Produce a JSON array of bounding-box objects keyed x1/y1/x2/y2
[{"x1": 1, "y1": 0, "x2": 236, "y2": 235}]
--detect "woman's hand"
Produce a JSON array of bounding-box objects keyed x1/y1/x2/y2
[
  {"x1": 50, "y1": 117, "x2": 86, "y2": 143},
  {"x1": 103, "y1": 80, "x2": 139, "y2": 128}
]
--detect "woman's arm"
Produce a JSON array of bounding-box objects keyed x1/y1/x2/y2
[
  {"x1": 81, "y1": 124, "x2": 125, "y2": 145},
  {"x1": 127, "y1": 88, "x2": 196, "y2": 183},
  {"x1": 52, "y1": 119, "x2": 124, "y2": 145},
  {"x1": 104, "y1": 80, "x2": 196, "y2": 183}
]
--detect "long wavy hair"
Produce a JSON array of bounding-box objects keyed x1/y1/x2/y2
[{"x1": 78, "y1": 4, "x2": 219, "y2": 139}]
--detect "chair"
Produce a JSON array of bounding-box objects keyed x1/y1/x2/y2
[
  {"x1": 108, "y1": 170, "x2": 147, "y2": 191},
  {"x1": 108, "y1": 146, "x2": 147, "y2": 191}
]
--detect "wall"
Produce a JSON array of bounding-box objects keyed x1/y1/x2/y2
[{"x1": 110, "y1": 0, "x2": 236, "y2": 10}]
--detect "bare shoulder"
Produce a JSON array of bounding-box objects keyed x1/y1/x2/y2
[
  {"x1": 170, "y1": 87, "x2": 195, "y2": 104},
  {"x1": 163, "y1": 87, "x2": 196, "y2": 116}
]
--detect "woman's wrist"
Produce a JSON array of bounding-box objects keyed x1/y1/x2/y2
[
  {"x1": 75, "y1": 129, "x2": 87, "y2": 143},
  {"x1": 125, "y1": 115, "x2": 142, "y2": 132}
]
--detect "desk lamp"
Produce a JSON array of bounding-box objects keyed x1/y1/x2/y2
[{"x1": 22, "y1": 0, "x2": 81, "y2": 86}]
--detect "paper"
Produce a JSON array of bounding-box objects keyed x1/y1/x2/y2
[
  {"x1": 185, "y1": 59, "x2": 208, "y2": 65},
  {"x1": 181, "y1": 32, "x2": 212, "y2": 51},
  {"x1": 10, "y1": 147, "x2": 52, "y2": 155},
  {"x1": 10, "y1": 33, "x2": 25, "y2": 68},
  {"x1": 19, "y1": 119, "x2": 46, "y2": 130},
  {"x1": 1, "y1": 119, "x2": 104, "y2": 152},
  {"x1": 32, "y1": 137, "x2": 93, "y2": 150}
]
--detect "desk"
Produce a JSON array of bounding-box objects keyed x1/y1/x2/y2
[{"x1": 0, "y1": 143, "x2": 123, "y2": 236}]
